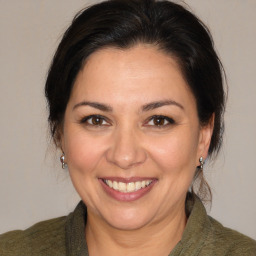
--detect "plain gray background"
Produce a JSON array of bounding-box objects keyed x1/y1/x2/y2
[{"x1": 0, "y1": 0, "x2": 256, "y2": 239}]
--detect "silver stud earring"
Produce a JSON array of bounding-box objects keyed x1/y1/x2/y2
[
  {"x1": 199, "y1": 156, "x2": 204, "y2": 170},
  {"x1": 60, "y1": 153, "x2": 67, "y2": 169}
]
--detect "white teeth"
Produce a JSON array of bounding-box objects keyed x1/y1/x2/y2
[
  {"x1": 135, "y1": 181, "x2": 141, "y2": 190},
  {"x1": 106, "y1": 180, "x2": 113, "y2": 188},
  {"x1": 127, "y1": 182, "x2": 135, "y2": 192},
  {"x1": 119, "y1": 182, "x2": 126, "y2": 192},
  {"x1": 104, "y1": 180, "x2": 153, "y2": 193},
  {"x1": 113, "y1": 181, "x2": 118, "y2": 190}
]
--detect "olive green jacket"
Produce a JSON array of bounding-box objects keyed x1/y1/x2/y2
[{"x1": 0, "y1": 197, "x2": 255, "y2": 256}]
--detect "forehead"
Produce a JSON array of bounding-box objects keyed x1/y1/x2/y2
[{"x1": 69, "y1": 44, "x2": 196, "y2": 110}]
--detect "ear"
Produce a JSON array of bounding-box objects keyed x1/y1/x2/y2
[
  {"x1": 55, "y1": 126, "x2": 65, "y2": 153},
  {"x1": 196, "y1": 114, "x2": 215, "y2": 164},
  {"x1": 60, "y1": 133, "x2": 65, "y2": 154}
]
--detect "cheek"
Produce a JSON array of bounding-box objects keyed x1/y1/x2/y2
[
  {"x1": 63, "y1": 128, "x2": 108, "y2": 174},
  {"x1": 147, "y1": 128, "x2": 199, "y2": 175}
]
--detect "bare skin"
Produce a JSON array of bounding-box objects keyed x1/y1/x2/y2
[
  {"x1": 85, "y1": 195, "x2": 186, "y2": 255},
  {"x1": 61, "y1": 44, "x2": 213, "y2": 255}
]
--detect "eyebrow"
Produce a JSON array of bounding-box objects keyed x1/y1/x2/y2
[
  {"x1": 73, "y1": 101, "x2": 113, "y2": 112},
  {"x1": 141, "y1": 100, "x2": 184, "y2": 111},
  {"x1": 72, "y1": 99, "x2": 184, "y2": 112}
]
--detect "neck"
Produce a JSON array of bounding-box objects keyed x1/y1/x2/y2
[{"x1": 85, "y1": 200, "x2": 187, "y2": 256}]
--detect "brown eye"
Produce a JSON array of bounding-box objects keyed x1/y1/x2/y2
[
  {"x1": 153, "y1": 117, "x2": 166, "y2": 126},
  {"x1": 91, "y1": 116, "x2": 104, "y2": 125},
  {"x1": 146, "y1": 115, "x2": 175, "y2": 127},
  {"x1": 80, "y1": 115, "x2": 109, "y2": 126}
]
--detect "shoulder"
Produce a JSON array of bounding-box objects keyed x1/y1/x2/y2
[
  {"x1": 185, "y1": 195, "x2": 256, "y2": 255},
  {"x1": 206, "y1": 216, "x2": 256, "y2": 255},
  {"x1": 0, "y1": 216, "x2": 67, "y2": 256}
]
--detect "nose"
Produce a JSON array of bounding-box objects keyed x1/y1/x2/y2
[{"x1": 106, "y1": 128, "x2": 147, "y2": 170}]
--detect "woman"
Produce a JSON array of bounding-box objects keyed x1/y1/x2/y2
[{"x1": 0, "y1": 0, "x2": 255, "y2": 255}]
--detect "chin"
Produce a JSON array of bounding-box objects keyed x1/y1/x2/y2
[
  {"x1": 108, "y1": 216, "x2": 151, "y2": 231},
  {"x1": 99, "y1": 206, "x2": 153, "y2": 231}
]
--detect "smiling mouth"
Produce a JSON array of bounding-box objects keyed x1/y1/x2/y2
[{"x1": 102, "y1": 179, "x2": 153, "y2": 193}]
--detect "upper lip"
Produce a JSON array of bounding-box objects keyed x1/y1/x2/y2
[{"x1": 99, "y1": 177, "x2": 157, "y2": 183}]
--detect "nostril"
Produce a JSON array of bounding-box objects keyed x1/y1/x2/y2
[
  {"x1": 105, "y1": 130, "x2": 147, "y2": 169},
  {"x1": 105, "y1": 146, "x2": 147, "y2": 170}
]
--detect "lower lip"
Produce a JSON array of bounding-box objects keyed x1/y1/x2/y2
[{"x1": 99, "y1": 179, "x2": 157, "y2": 202}]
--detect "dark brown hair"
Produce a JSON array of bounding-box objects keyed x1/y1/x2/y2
[{"x1": 45, "y1": 0, "x2": 226, "y2": 202}]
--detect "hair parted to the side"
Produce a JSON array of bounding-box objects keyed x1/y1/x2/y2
[{"x1": 45, "y1": 0, "x2": 226, "y2": 203}]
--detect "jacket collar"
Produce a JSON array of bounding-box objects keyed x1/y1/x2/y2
[{"x1": 65, "y1": 194, "x2": 210, "y2": 256}]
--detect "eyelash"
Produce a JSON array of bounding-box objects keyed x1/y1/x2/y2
[
  {"x1": 79, "y1": 115, "x2": 175, "y2": 128},
  {"x1": 80, "y1": 115, "x2": 110, "y2": 126},
  {"x1": 145, "y1": 115, "x2": 175, "y2": 128}
]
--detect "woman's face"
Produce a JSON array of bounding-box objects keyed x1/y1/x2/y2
[{"x1": 62, "y1": 44, "x2": 212, "y2": 230}]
